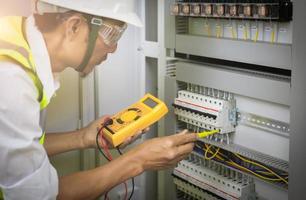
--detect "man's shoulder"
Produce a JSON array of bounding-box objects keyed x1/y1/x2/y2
[{"x1": 0, "y1": 60, "x2": 38, "y2": 99}]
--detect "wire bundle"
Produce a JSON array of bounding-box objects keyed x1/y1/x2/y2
[
  {"x1": 194, "y1": 142, "x2": 288, "y2": 186},
  {"x1": 96, "y1": 120, "x2": 135, "y2": 200}
]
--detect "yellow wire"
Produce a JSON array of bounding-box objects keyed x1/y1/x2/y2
[
  {"x1": 231, "y1": 26, "x2": 237, "y2": 39},
  {"x1": 256, "y1": 170, "x2": 289, "y2": 178},
  {"x1": 271, "y1": 26, "x2": 275, "y2": 43},
  {"x1": 243, "y1": 25, "x2": 248, "y2": 40},
  {"x1": 199, "y1": 143, "x2": 288, "y2": 184},
  {"x1": 216, "y1": 24, "x2": 222, "y2": 38},
  {"x1": 204, "y1": 144, "x2": 212, "y2": 159},
  {"x1": 204, "y1": 21, "x2": 211, "y2": 37},
  {"x1": 228, "y1": 161, "x2": 287, "y2": 183},
  {"x1": 203, "y1": 144, "x2": 224, "y2": 161},
  {"x1": 204, "y1": 144, "x2": 225, "y2": 161},
  {"x1": 256, "y1": 170, "x2": 275, "y2": 176},
  {"x1": 254, "y1": 27, "x2": 259, "y2": 42},
  {"x1": 234, "y1": 153, "x2": 288, "y2": 184},
  {"x1": 205, "y1": 147, "x2": 220, "y2": 160}
]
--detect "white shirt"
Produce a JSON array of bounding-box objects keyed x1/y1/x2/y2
[{"x1": 0, "y1": 16, "x2": 59, "y2": 199}]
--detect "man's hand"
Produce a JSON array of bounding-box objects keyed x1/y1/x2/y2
[
  {"x1": 56, "y1": 130, "x2": 197, "y2": 200},
  {"x1": 126, "y1": 130, "x2": 197, "y2": 171},
  {"x1": 81, "y1": 115, "x2": 148, "y2": 149}
]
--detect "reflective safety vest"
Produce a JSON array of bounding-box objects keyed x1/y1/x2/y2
[{"x1": 0, "y1": 16, "x2": 50, "y2": 199}]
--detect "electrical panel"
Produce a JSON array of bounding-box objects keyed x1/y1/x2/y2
[{"x1": 163, "y1": 0, "x2": 292, "y2": 199}]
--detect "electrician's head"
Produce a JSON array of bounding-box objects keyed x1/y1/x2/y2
[{"x1": 34, "y1": 0, "x2": 142, "y2": 76}]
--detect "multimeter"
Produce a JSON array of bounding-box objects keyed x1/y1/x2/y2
[{"x1": 102, "y1": 94, "x2": 169, "y2": 147}]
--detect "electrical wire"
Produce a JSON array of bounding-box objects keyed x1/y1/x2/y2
[
  {"x1": 203, "y1": 143, "x2": 226, "y2": 161},
  {"x1": 253, "y1": 24, "x2": 259, "y2": 42},
  {"x1": 96, "y1": 124, "x2": 112, "y2": 200},
  {"x1": 270, "y1": 23, "x2": 276, "y2": 43},
  {"x1": 96, "y1": 127, "x2": 111, "y2": 161},
  {"x1": 204, "y1": 145, "x2": 220, "y2": 160},
  {"x1": 197, "y1": 142, "x2": 288, "y2": 184},
  {"x1": 216, "y1": 23, "x2": 222, "y2": 38},
  {"x1": 243, "y1": 24, "x2": 248, "y2": 40},
  {"x1": 228, "y1": 161, "x2": 287, "y2": 182},
  {"x1": 204, "y1": 20, "x2": 211, "y2": 37},
  {"x1": 231, "y1": 25, "x2": 237, "y2": 39},
  {"x1": 96, "y1": 122, "x2": 130, "y2": 200},
  {"x1": 117, "y1": 148, "x2": 135, "y2": 200},
  {"x1": 256, "y1": 170, "x2": 288, "y2": 177},
  {"x1": 233, "y1": 153, "x2": 288, "y2": 184}
]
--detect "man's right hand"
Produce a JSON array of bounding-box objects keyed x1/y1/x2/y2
[
  {"x1": 127, "y1": 130, "x2": 197, "y2": 171},
  {"x1": 57, "y1": 130, "x2": 197, "y2": 200}
]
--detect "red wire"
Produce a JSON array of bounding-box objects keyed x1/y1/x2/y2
[
  {"x1": 100, "y1": 134, "x2": 113, "y2": 159},
  {"x1": 100, "y1": 124, "x2": 128, "y2": 200}
]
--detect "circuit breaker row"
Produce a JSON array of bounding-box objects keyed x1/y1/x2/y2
[
  {"x1": 174, "y1": 177, "x2": 222, "y2": 200},
  {"x1": 171, "y1": 0, "x2": 292, "y2": 21},
  {"x1": 173, "y1": 84, "x2": 289, "y2": 139},
  {"x1": 173, "y1": 90, "x2": 237, "y2": 134},
  {"x1": 173, "y1": 156, "x2": 256, "y2": 200}
]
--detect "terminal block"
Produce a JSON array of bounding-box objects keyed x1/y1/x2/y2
[
  {"x1": 170, "y1": 0, "x2": 292, "y2": 22},
  {"x1": 173, "y1": 158, "x2": 256, "y2": 200},
  {"x1": 174, "y1": 177, "x2": 222, "y2": 200},
  {"x1": 173, "y1": 90, "x2": 237, "y2": 134}
]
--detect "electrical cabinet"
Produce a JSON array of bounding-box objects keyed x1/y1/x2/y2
[{"x1": 162, "y1": 0, "x2": 294, "y2": 200}]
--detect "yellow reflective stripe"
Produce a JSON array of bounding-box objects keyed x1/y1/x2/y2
[
  {"x1": 0, "y1": 49, "x2": 30, "y2": 68},
  {"x1": 40, "y1": 93, "x2": 49, "y2": 110},
  {"x1": 0, "y1": 39, "x2": 29, "y2": 58},
  {"x1": 0, "y1": 46, "x2": 44, "y2": 103},
  {"x1": 39, "y1": 132, "x2": 46, "y2": 145}
]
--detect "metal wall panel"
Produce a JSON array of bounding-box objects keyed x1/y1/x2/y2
[
  {"x1": 176, "y1": 61, "x2": 290, "y2": 105},
  {"x1": 176, "y1": 34, "x2": 292, "y2": 70}
]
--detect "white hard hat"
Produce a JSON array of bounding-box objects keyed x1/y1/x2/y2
[{"x1": 37, "y1": 0, "x2": 143, "y2": 27}]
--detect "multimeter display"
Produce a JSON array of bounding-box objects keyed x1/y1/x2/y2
[
  {"x1": 102, "y1": 94, "x2": 168, "y2": 147},
  {"x1": 143, "y1": 98, "x2": 158, "y2": 108}
]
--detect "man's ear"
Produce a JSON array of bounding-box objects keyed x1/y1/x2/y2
[{"x1": 64, "y1": 15, "x2": 86, "y2": 40}]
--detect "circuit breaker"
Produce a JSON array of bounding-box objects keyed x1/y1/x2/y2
[{"x1": 163, "y1": 0, "x2": 292, "y2": 199}]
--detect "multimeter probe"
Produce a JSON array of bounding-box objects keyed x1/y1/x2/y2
[{"x1": 197, "y1": 129, "x2": 220, "y2": 138}]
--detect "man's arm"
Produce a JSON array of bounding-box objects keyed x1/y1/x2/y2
[
  {"x1": 44, "y1": 116, "x2": 145, "y2": 156},
  {"x1": 58, "y1": 149, "x2": 142, "y2": 200},
  {"x1": 57, "y1": 131, "x2": 197, "y2": 200},
  {"x1": 44, "y1": 116, "x2": 108, "y2": 156},
  {"x1": 44, "y1": 129, "x2": 87, "y2": 156}
]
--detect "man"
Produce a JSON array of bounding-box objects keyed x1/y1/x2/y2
[{"x1": 0, "y1": 0, "x2": 197, "y2": 199}]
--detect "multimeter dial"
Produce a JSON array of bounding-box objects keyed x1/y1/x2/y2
[{"x1": 116, "y1": 108, "x2": 142, "y2": 124}]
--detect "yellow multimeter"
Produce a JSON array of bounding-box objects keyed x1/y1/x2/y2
[{"x1": 102, "y1": 94, "x2": 168, "y2": 147}]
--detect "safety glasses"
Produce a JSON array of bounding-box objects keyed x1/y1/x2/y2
[{"x1": 98, "y1": 22, "x2": 127, "y2": 47}]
